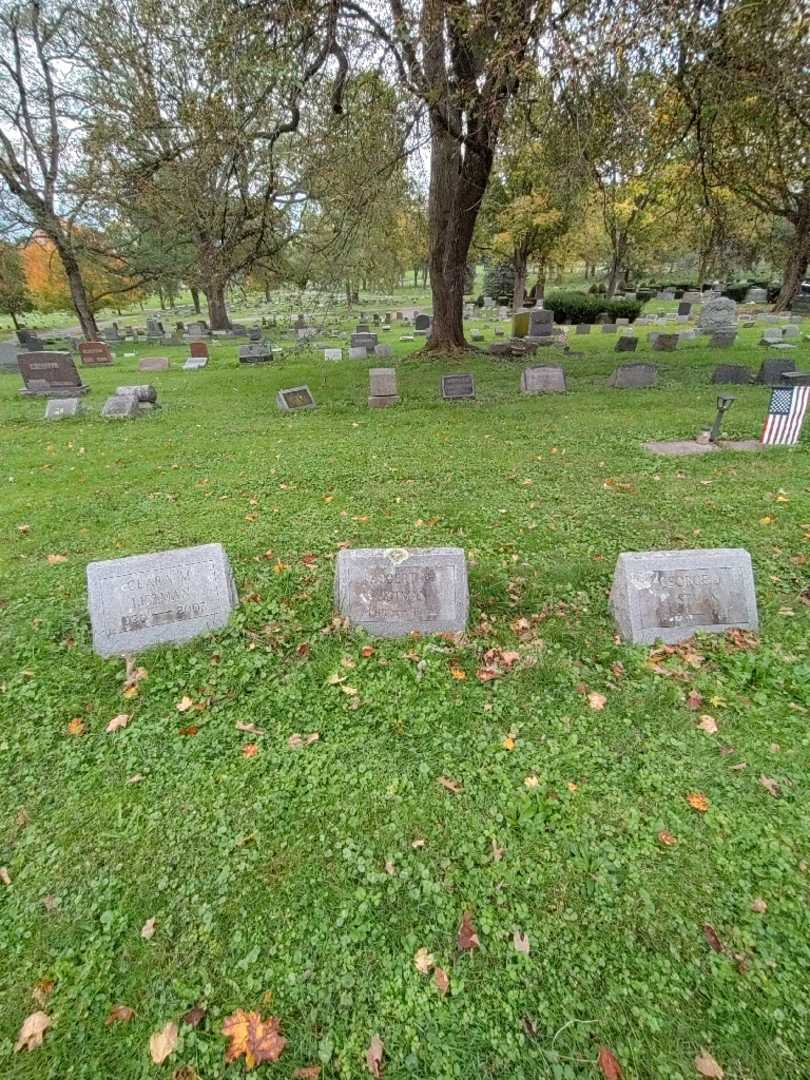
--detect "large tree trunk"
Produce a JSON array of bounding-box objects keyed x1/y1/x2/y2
[
  {"x1": 512, "y1": 250, "x2": 527, "y2": 312},
  {"x1": 773, "y1": 206, "x2": 810, "y2": 312},
  {"x1": 426, "y1": 120, "x2": 492, "y2": 351},
  {"x1": 190, "y1": 286, "x2": 201, "y2": 314},
  {"x1": 52, "y1": 237, "x2": 98, "y2": 339},
  {"x1": 206, "y1": 278, "x2": 231, "y2": 329}
]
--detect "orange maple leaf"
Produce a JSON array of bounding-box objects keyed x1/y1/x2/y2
[
  {"x1": 687, "y1": 792, "x2": 710, "y2": 812},
  {"x1": 242, "y1": 743, "x2": 259, "y2": 759},
  {"x1": 222, "y1": 1009, "x2": 287, "y2": 1069}
]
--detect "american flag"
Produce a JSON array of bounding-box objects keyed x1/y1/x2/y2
[{"x1": 760, "y1": 385, "x2": 810, "y2": 446}]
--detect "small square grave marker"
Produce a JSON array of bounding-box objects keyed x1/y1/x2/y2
[
  {"x1": 79, "y1": 341, "x2": 113, "y2": 366},
  {"x1": 441, "y1": 373, "x2": 475, "y2": 400},
  {"x1": 45, "y1": 398, "x2": 82, "y2": 420},
  {"x1": 277, "y1": 385, "x2": 315, "y2": 411},
  {"x1": 520, "y1": 365, "x2": 566, "y2": 393},
  {"x1": 87, "y1": 543, "x2": 238, "y2": 656},
  {"x1": 608, "y1": 363, "x2": 658, "y2": 389},
  {"x1": 615, "y1": 335, "x2": 638, "y2": 352},
  {"x1": 334, "y1": 547, "x2": 468, "y2": 637},
  {"x1": 239, "y1": 344, "x2": 272, "y2": 364},
  {"x1": 101, "y1": 394, "x2": 140, "y2": 418},
  {"x1": 610, "y1": 548, "x2": 758, "y2": 644},
  {"x1": 138, "y1": 357, "x2": 169, "y2": 372},
  {"x1": 324, "y1": 348, "x2": 342, "y2": 361}
]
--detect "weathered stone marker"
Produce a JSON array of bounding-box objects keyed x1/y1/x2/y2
[
  {"x1": 18, "y1": 352, "x2": 89, "y2": 397},
  {"x1": 277, "y1": 385, "x2": 315, "y2": 411},
  {"x1": 324, "y1": 348, "x2": 342, "y2": 361},
  {"x1": 757, "y1": 358, "x2": 796, "y2": 385},
  {"x1": 239, "y1": 344, "x2": 272, "y2": 364},
  {"x1": 138, "y1": 356, "x2": 169, "y2": 372},
  {"x1": 45, "y1": 398, "x2": 82, "y2": 420},
  {"x1": 441, "y1": 373, "x2": 475, "y2": 400},
  {"x1": 116, "y1": 384, "x2": 157, "y2": 403},
  {"x1": 652, "y1": 333, "x2": 679, "y2": 352},
  {"x1": 101, "y1": 394, "x2": 140, "y2": 418},
  {"x1": 575, "y1": 323, "x2": 591, "y2": 334},
  {"x1": 189, "y1": 341, "x2": 209, "y2": 359},
  {"x1": 608, "y1": 363, "x2": 658, "y2": 389},
  {"x1": 368, "y1": 367, "x2": 399, "y2": 408},
  {"x1": 334, "y1": 547, "x2": 468, "y2": 637},
  {"x1": 610, "y1": 548, "x2": 758, "y2": 645},
  {"x1": 87, "y1": 543, "x2": 238, "y2": 656},
  {"x1": 79, "y1": 341, "x2": 114, "y2": 366},
  {"x1": 711, "y1": 364, "x2": 752, "y2": 385},
  {"x1": 615, "y1": 335, "x2": 638, "y2": 352},
  {"x1": 520, "y1": 365, "x2": 566, "y2": 394}
]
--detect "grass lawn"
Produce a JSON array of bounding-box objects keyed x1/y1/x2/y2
[{"x1": 1, "y1": 311, "x2": 809, "y2": 1079}]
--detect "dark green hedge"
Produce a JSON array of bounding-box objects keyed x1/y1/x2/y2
[{"x1": 543, "y1": 290, "x2": 643, "y2": 324}]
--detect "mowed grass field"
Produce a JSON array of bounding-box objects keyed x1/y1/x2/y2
[{"x1": 1, "y1": 314, "x2": 809, "y2": 1079}]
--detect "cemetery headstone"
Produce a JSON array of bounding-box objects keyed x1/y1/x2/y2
[
  {"x1": 0, "y1": 341, "x2": 20, "y2": 373},
  {"x1": 615, "y1": 335, "x2": 638, "y2": 352},
  {"x1": 414, "y1": 314, "x2": 432, "y2": 333},
  {"x1": 757, "y1": 358, "x2": 796, "y2": 385},
  {"x1": 653, "y1": 333, "x2": 679, "y2": 352},
  {"x1": 324, "y1": 348, "x2": 342, "y2": 361},
  {"x1": 511, "y1": 312, "x2": 530, "y2": 338},
  {"x1": 350, "y1": 346, "x2": 369, "y2": 359},
  {"x1": 138, "y1": 357, "x2": 169, "y2": 371},
  {"x1": 183, "y1": 358, "x2": 206, "y2": 370},
  {"x1": 18, "y1": 351, "x2": 88, "y2": 397},
  {"x1": 608, "y1": 363, "x2": 658, "y2": 389},
  {"x1": 610, "y1": 548, "x2": 758, "y2": 644},
  {"x1": 783, "y1": 324, "x2": 800, "y2": 339},
  {"x1": 520, "y1": 365, "x2": 566, "y2": 393},
  {"x1": 528, "y1": 309, "x2": 554, "y2": 338},
  {"x1": 710, "y1": 329, "x2": 737, "y2": 348},
  {"x1": 87, "y1": 542, "x2": 238, "y2": 656},
  {"x1": 101, "y1": 394, "x2": 140, "y2": 419},
  {"x1": 677, "y1": 302, "x2": 692, "y2": 316},
  {"x1": 575, "y1": 323, "x2": 591, "y2": 335},
  {"x1": 374, "y1": 344, "x2": 393, "y2": 358},
  {"x1": 616, "y1": 317, "x2": 630, "y2": 327},
  {"x1": 276, "y1": 385, "x2": 315, "y2": 411},
  {"x1": 239, "y1": 344, "x2": 272, "y2": 364},
  {"x1": 368, "y1": 367, "x2": 400, "y2": 408},
  {"x1": 78, "y1": 341, "x2": 114, "y2": 366},
  {"x1": 116, "y1": 384, "x2": 157, "y2": 403},
  {"x1": 698, "y1": 297, "x2": 737, "y2": 333},
  {"x1": 351, "y1": 333, "x2": 378, "y2": 348},
  {"x1": 334, "y1": 547, "x2": 469, "y2": 637},
  {"x1": 189, "y1": 341, "x2": 209, "y2": 358},
  {"x1": 356, "y1": 323, "x2": 370, "y2": 333},
  {"x1": 601, "y1": 323, "x2": 617, "y2": 334},
  {"x1": 45, "y1": 398, "x2": 82, "y2": 420},
  {"x1": 711, "y1": 364, "x2": 753, "y2": 385},
  {"x1": 441, "y1": 373, "x2": 475, "y2": 400}
]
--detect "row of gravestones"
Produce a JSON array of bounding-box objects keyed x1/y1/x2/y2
[
  {"x1": 15, "y1": 352, "x2": 805, "y2": 414},
  {"x1": 85, "y1": 541, "x2": 759, "y2": 658}
]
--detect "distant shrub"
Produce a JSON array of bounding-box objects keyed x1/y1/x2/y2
[
  {"x1": 722, "y1": 284, "x2": 748, "y2": 303},
  {"x1": 543, "y1": 291, "x2": 643, "y2": 324}
]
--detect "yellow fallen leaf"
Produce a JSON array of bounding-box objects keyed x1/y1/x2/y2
[
  {"x1": 687, "y1": 792, "x2": 710, "y2": 812},
  {"x1": 502, "y1": 736, "x2": 516, "y2": 750},
  {"x1": 414, "y1": 947, "x2": 434, "y2": 974},
  {"x1": 524, "y1": 775, "x2": 540, "y2": 789},
  {"x1": 149, "y1": 1021, "x2": 178, "y2": 1065},
  {"x1": 67, "y1": 718, "x2": 85, "y2": 736},
  {"x1": 14, "y1": 1011, "x2": 50, "y2": 1052},
  {"x1": 47, "y1": 553, "x2": 67, "y2": 564},
  {"x1": 449, "y1": 665, "x2": 466, "y2": 680},
  {"x1": 122, "y1": 685, "x2": 139, "y2": 700},
  {"x1": 759, "y1": 515, "x2": 774, "y2": 525}
]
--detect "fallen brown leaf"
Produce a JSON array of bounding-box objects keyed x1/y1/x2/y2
[
  {"x1": 491, "y1": 839, "x2": 505, "y2": 862},
  {"x1": 14, "y1": 1011, "x2": 50, "y2": 1052},
  {"x1": 751, "y1": 897, "x2": 768, "y2": 914},
  {"x1": 686, "y1": 689, "x2": 704, "y2": 710},
  {"x1": 366, "y1": 1033, "x2": 384, "y2": 1078},
  {"x1": 588, "y1": 692, "x2": 607, "y2": 710},
  {"x1": 293, "y1": 1068, "x2": 322, "y2": 1079},
  {"x1": 176, "y1": 696, "x2": 194, "y2": 712},
  {"x1": 434, "y1": 967, "x2": 449, "y2": 995},
  {"x1": 695, "y1": 1050, "x2": 724, "y2": 1078},
  {"x1": 288, "y1": 732, "x2": 320, "y2": 749},
  {"x1": 222, "y1": 1010, "x2": 287, "y2": 1068},
  {"x1": 687, "y1": 792, "x2": 710, "y2": 812},
  {"x1": 242, "y1": 743, "x2": 259, "y2": 758},
  {"x1": 67, "y1": 718, "x2": 85, "y2": 736},
  {"x1": 141, "y1": 917, "x2": 157, "y2": 940},
  {"x1": 458, "y1": 909, "x2": 480, "y2": 951},
  {"x1": 759, "y1": 775, "x2": 781, "y2": 797},
  {"x1": 703, "y1": 923, "x2": 723, "y2": 953},
  {"x1": 182, "y1": 1005, "x2": 206, "y2": 1028},
  {"x1": 31, "y1": 978, "x2": 55, "y2": 1006},
  {"x1": 106, "y1": 1005, "x2": 135, "y2": 1024},
  {"x1": 0, "y1": 866, "x2": 11, "y2": 886},
  {"x1": 597, "y1": 1045, "x2": 622, "y2": 1079},
  {"x1": 658, "y1": 831, "x2": 678, "y2": 847},
  {"x1": 149, "y1": 1021, "x2": 178, "y2": 1065},
  {"x1": 697, "y1": 715, "x2": 718, "y2": 735},
  {"x1": 106, "y1": 713, "x2": 130, "y2": 733},
  {"x1": 47, "y1": 553, "x2": 67, "y2": 564},
  {"x1": 437, "y1": 776, "x2": 462, "y2": 794}
]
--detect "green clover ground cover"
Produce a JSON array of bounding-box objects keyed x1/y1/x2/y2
[{"x1": 1, "y1": 313, "x2": 809, "y2": 1079}]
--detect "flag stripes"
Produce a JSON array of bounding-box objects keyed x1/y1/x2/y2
[{"x1": 761, "y1": 385, "x2": 810, "y2": 446}]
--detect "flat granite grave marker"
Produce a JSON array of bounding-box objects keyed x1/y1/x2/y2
[
  {"x1": 183, "y1": 357, "x2": 206, "y2": 370},
  {"x1": 608, "y1": 363, "x2": 658, "y2": 389},
  {"x1": 521, "y1": 365, "x2": 566, "y2": 393},
  {"x1": 441, "y1": 373, "x2": 475, "y2": 400},
  {"x1": 79, "y1": 341, "x2": 113, "y2": 366},
  {"x1": 189, "y1": 341, "x2": 209, "y2": 358},
  {"x1": 601, "y1": 323, "x2": 617, "y2": 334},
  {"x1": 610, "y1": 548, "x2": 758, "y2": 644},
  {"x1": 239, "y1": 344, "x2": 272, "y2": 364},
  {"x1": 615, "y1": 335, "x2": 638, "y2": 352},
  {"x1": 18, "y1": 351, "x2": 88, "y2": 397},
  {"x1": 277, "y1": 385, "x2": 315, "y2": 411},
  {"x1": 334, "y1": 546, "x2": 468, "y2": 637},
  {"x1": 45, "y1": 398, "x2": 82, "y2": 420},
  {"x1": 711, "y1": 364, "x2": 752, "y2": 384},
  {"x1": 101, "y1": 394, "x2": 140, "y2": 418},
  {"x1": 652, "y1": 333, "x2": 678, "y2": 352},
  {"x1": 138, "y1": 356, "x2": 169, "y2": 372},
  {"x1": 87, "y1": 542, "x2": 238, "y2": 656},
  {"x1": 324, "y1": 348, "x2": 342, "y2": 361}
]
